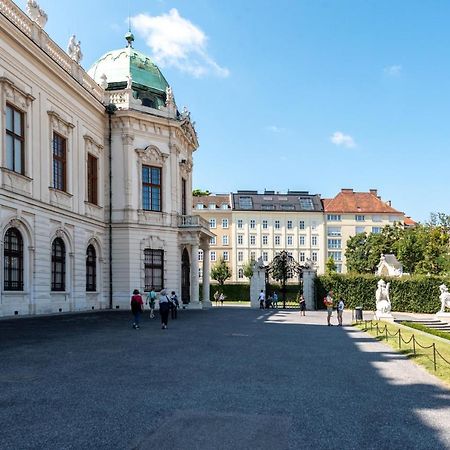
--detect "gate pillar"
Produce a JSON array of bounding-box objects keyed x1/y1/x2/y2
[
  {"x1": 250, "y1": 257, "x2": 266, "y2": 309},
  {"x1": 302, "y1": 269, "x2": 316, "y2": 310}
]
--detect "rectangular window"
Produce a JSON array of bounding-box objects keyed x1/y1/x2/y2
[
  {"x1": 389, "y1": 215, "x2": 399, "y2": 223},
  {"x1": 250, "y1": 235, "x2": 256, "y2": 245},
  {"x1": 372, "y1": 215, "x2": 382, "y2": 222},
  {"x1": 237, "y1": 235, "x2": 243, "y2": 245},
  {"x1": 223, "y1": 251, "x2": 229, "y2": 261},
  {"x1": 198, "y1": 250, "x2": 203, "y2": 261},
  {"x1": 209, "y1": 218, "x2": 216, "y2": 228},
  {"x1": 238, "y1": 268, "x2": 244, "y2": 279},
  {"x1": 311, "y1": 235, "x2": 318, "y2": 246},
  {"x1": 250, "y1": 251, "x2": 256, "y2": 261},
  {"x1": 275, "y1": 220, "x2": 280, "y2": 229},
  {"x1": 87, "y1": 154, "x2": 98, "y2": 205},
  {"x1": 5, "y1": 104, "x2": 25, "y2": 174},
  {"x1": 327, "y1": 227, "x2": 341, "y2": 237},
  {"x1": 262, "y1": 235, "x2": 268, "y2": 245},
  {"x1": 237, "y1": 219, "x2": 243, "y2": 229},
  {"x1": 211, "y1": 251, "x2": 216, "y2": 261},
  {"x1": 142, "y1": 165, "x2": 161, "y2": 211},
  {"x1": 181, "y1": 178, "x2": 187, "y2": 215},
  {"x1": 287, "y1": 220, "x2": 293, "y2": 229},
  {"x1": 355, "y1": 226, "x2": 365, "y2": 234},
  {"x1": 311, "y1": 221, "x2": 317, "y2": 231},
  {"x1": 299, "y1": 220, "x2": 305, "y2": 230},
  {"x1": 250, "y1": 219, "x2": 256, "y2": 229},
  {"x1": 222, "y1": 235, "x2": 228, "y2": 245},
  {"x1": 287, "y1": 235, "x2": 293, "y2": 245},
  {"x1": 222, "y1": 218, "x2": 229, "y2": 228},
  {"x1": 299, "y1": 235, "x2": 305, "y2": 246},
  {"x1": 53, "y1": 132, "x2": 67, "y2": 191},
  {"x1": 328, "y1": 251, "x2": 342, "y2": 261},
  {"x1": 372, "y1": 227, "x2": 381, "y2": 234},
  {"x1": 144, "y1": 249, "x2": 164, "y2": 291},
  {"x1": 238, "y1": 251, "x2": 243, "y2": 262},
  {"x1": 312, "y1": 251, "x2": 318, "y2": 262},
  {"x1": 210, "y1": 236, "x2": 216, "y2": 245},
  {"x1": 328, "y1": 239, "x2": 341, "y2": 249},
  {"x1": 299, "y1": 252, "x2": 305, "y2": 262},
  {"x1": 263, "y1": 251, "x2": 268, "y2": 262},
  {"x1": 262, "y1": 220, "x2": 268, "y2": 229},
  {"x1": 355, "y1": 215, "x2": 365, "y2": 221},
  {"x1": 327, "y1": 214, "x2": 341, "y2": 221},
  {"x1": 275, "y1": 235, "x2": 281, "y2": 245}
]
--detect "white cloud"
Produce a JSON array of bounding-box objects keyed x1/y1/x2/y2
[
  {"x1": 330, "y1": 131, "x2": 356, "y2": 148},
  {"x1": 266, "y1": 125, "x2": 286, "y2": 133},
  {"x1": 131, "y1": 9, "x2": 229, "y2": 78},
  {"x1": 383, "y1": 65, "x2": 402, "y2": 77}
]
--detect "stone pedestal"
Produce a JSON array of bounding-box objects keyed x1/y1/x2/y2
[
  {"x1": 436, "y1": 311, "x2": 450, "y2": 320},
  {"x1": 374, "y1": 312, "x2": 395, "y2": 322}
]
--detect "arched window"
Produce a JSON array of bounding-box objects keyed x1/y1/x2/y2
[
  {"x1": 4, "y1": 227, "x2": 24, "y2": 291},
  {"x1": 86, "y1": 244, "x2": 96, "y2": 291},
  {"x1": 51, "y1": 238, "x2": 65, "y2": 291}
]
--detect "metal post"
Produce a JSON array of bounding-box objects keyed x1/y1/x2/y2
[
  {"x1": 433, "y1": 343, "x2": 437, "y2": 371},
  {"x1": 413, "y1": 335, "x2": 416, "y2": 355},
  {"x1": 398, "y1": 330, "x2": 401, "y2": 349},
  {"x1": 385, "y1": 325, "x2": 388, "y2": 342}
]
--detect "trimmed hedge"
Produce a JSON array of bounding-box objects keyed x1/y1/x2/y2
[
  {"x1": 315, "y1": 274, "x2": 448, "y2": 313},
  {"x1": 201, "y1": 283, "x2": 302, "y2": 302}
]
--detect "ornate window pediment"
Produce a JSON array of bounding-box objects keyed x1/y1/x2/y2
[
  {"x1": 47, "y1": 110, "x2": 74, "y2": 136},
  {"x1": 83, "y1": 134, "x2": 103, "y2": 156},
  {"x1": 0, "y1": 77, "x2": 35, "y2": 110},
  {"x1": 135, "y1": 145, "x2": 168, "y2": 165}
]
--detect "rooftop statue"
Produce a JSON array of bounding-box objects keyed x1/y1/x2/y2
[
  {"x1": 67, "y1": 35, "x2": 83, "y2": 63},
  {"x1": 26, "y1": 0, "x2": 48, "y2": 28},
  {"x1": 376, "y1": 279, "x2": 391, "y2": 315},
  {"x1": 439, "y1": 284, "x2": 450, "y2": 313},
  {"x1": 165, "y1": 86, "x2": 175, "y2": 107}
]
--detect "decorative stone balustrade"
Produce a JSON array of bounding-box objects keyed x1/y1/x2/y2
[
  {"x1": 0, "y1": 0, "x2": 103, "y2": 102},
  {"x1": 178, "y1": 215, "x2": 210, "y2": 230}
]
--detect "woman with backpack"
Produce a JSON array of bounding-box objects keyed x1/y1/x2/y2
[
  {"x1": 170, "y1": 291, "x2": 179, "y2": 320},
  {"x1": 159, "y1": 289, "x2": 171, "y2": 329},
  {"x1": 130, "y1": 289, "x2": 144, "y2": 329}
]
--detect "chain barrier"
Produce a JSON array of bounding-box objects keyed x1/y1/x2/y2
[{"x1": 356, "y1": 319, "x2": 450, "y2": 372}]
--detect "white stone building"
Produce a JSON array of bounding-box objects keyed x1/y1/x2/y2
[{"x1": 0, "y1": 0, "x2": 212, "y2": 317}]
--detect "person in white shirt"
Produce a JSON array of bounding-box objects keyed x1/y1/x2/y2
[
  {"x1": 337, "y1": 298, "x2": 345, "y2": 326},
  {"x1": 258, "y1": 290, "x2": 265, "y2": 309}
]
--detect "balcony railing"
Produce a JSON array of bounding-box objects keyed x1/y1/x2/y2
[{"x1": 178, "y1": 215, "x2": 210, "y2": 229}]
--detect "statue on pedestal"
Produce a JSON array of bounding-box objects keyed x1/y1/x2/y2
[
  {"x1": 26, "y1": 0, "x2": 48, "y2": 28},
  {"x1": 438, "y1": 284, "x2": 450, "y2": 313},
  {"x1": 375, "y1": 279, "x2": 392, "y2": 316},
  {"x1": 67, "y1": 35, "x2": 83, "y2": 63}
]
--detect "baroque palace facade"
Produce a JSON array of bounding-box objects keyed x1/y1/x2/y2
[
  {"x1": 194, "y1": 188, "x2": 408, "y2": 282},
  {"x1": 0, "y1": 0, "x2": 212, "y2": 317}
]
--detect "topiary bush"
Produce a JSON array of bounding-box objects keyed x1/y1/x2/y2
[{"x1": 315, "y1": 274, "x2": 447, "y2": 313}]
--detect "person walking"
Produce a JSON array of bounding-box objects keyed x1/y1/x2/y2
[
  {"x1": 219, "y1": 292, "x2": 225, "y2": 306},
  {"x1": 258, "y1": 290, "x2": 265, "y2": 309},
  {"x1": 214, "y1": 290, "x2": 220, "y2": 306},
  {"x1": 299, "y1": 294, "x2": 306, "y2": 316},
  {"x1": 130, "y1": 289, "x2": 144, "y2": 329},
  {"x1": 146, "y1": 286, "x2": 157, "y2": 319},
  {"x1": 159, "y1": 289, "x2": 170, "y2": 329},
  {"x1": 272, "y1": 291, "x2": 278, "y2": 308},
  {"x1": 337, "y1": 298, "x2": 345, "y2": 326},
  {"x1": 170, "y1": 290, "x2": 179, "y2": 320},
  {"x1": 323, "y1": 290, "x2": 334, "y2": 326}
]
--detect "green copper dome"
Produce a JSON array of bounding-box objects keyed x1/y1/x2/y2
[{"x1": 88, "y1": 45, "x2": 169, "y2": 94}]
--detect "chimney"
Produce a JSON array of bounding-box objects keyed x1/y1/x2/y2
[
  {"x1": 387, "y1": 200, "x2": 392, "y2": 206},
  {"x1": 341, "y1": 188, "x2": 353, "y2": 194},
  {"x1": 369, "y1": 189, "x2": 378, "y2": 196}
]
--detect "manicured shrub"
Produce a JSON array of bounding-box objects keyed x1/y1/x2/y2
[{"x1": 315, "y1": 274, "x2": 447, "y2": 313}]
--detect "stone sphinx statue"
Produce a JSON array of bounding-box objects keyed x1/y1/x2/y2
[
  {"x1": 376, "y1": 279, "x2": 391, "y2": 315},
  {"x1": 438, "y1": 284, "x2": 450, "y2": 314}
]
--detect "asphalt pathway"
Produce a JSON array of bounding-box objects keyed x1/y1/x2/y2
[{"x1": 1, "y1": 308, "x2": 450, "y2": 449}]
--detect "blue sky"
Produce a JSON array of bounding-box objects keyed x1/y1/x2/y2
[{"x1": 18, "y1": 0, "x2": 450, "y2": 222}]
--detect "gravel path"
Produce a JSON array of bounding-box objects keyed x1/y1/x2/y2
[{"x1": 1, "y1": 308, "x2": 450, "y2": 449}]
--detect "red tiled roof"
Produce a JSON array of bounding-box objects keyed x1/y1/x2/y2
[
  {"x1": 323, "y1": 189, "x2": 403, "y2": 214},
  {"x1": 404, "y1": 216, "x2": 417, "y2": 226}
]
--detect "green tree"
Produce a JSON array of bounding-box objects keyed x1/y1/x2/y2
[
  {"x1": 210, "y1": 258, "x2": 231, "y2": 287},
  {"x1": 192, "y1": 189, "x2": 210, "y2": 197},
  {"x1": 243, "y1": 260, "x2": 254, "y2": 281},
  {"x1": 325, "y1": 256, "x2": 337, "y2": 274}
]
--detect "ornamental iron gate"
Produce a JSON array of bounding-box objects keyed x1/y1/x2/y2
[{"x1": 264, "y1": 251, "x2": 311, "y2": 309}]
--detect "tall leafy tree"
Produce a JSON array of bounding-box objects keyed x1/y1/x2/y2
[{"x1": 210, "y1": 258, "x2": 231, "y2": 287}]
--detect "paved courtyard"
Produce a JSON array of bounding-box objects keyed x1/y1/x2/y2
[{"x1": 1, "y1": 308, "x2": 450, "y2": 449}]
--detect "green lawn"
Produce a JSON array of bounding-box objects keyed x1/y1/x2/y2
[{"x1": 354, "y1": 320, "x2": 450, "y2": 387}]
